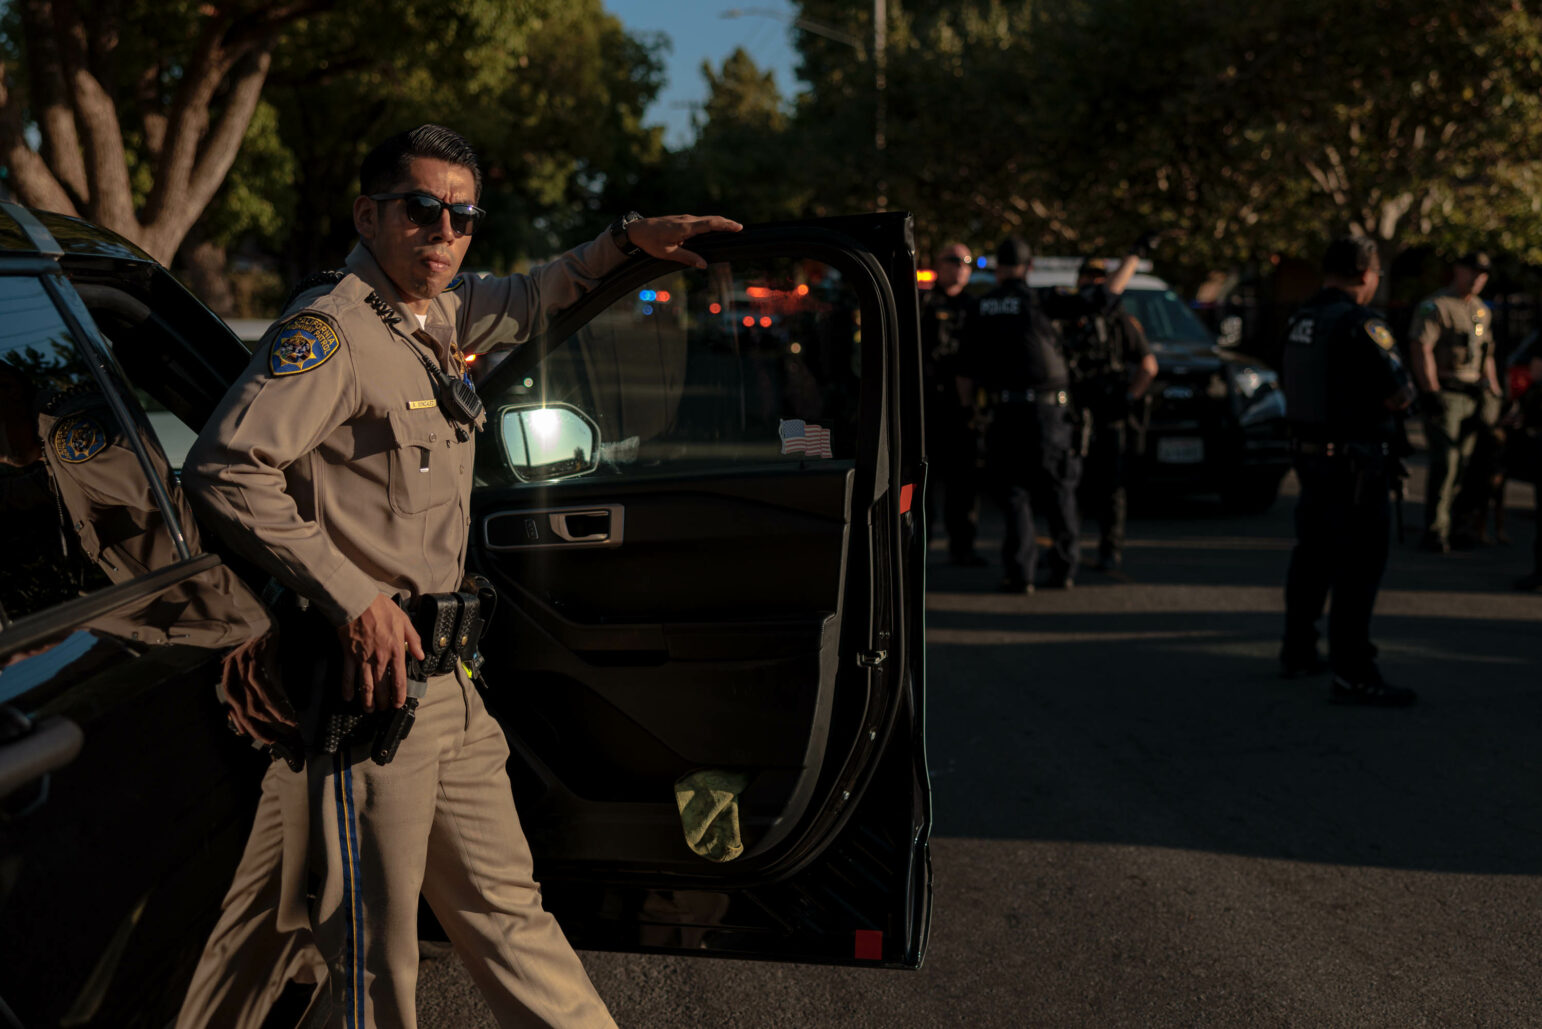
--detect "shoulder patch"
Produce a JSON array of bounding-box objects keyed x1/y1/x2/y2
[
  {"x1": 1365, "y1": 319, "x2": 1395, "y2": 351},
  {"x1": 270, "y1": 314, "x2": 342, "y2": 376},
  {"x1": 442, "y1": 274, "x2": 466, "y2": 293},
  {"x1": 52, "y1": 412, "x2": 109, "y2": 463}
]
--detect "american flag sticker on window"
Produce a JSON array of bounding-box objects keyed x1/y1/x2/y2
[{"x1": 779, "y1": 418, "x2": 833, "y2": 458}]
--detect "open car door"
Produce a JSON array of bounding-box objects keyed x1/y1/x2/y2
[{"x1": 467, "y1": 213, "x2": 931, "y2": 967}]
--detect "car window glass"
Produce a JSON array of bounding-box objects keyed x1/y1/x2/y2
[
  {"x1": 1122, "y1": 289, "x2": 1213, "y2": 345},
  {"x1": 476, "y1": 257, "x2": 863, "y2": 485},
  {"x1": 0, "y1": 276, "x2": 183, "y2": 624}
]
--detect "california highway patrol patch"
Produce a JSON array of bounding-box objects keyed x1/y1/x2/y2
[
  {"x1": 1365, "y1": 320, "x2": 1395, "y2": 351},
  {"x1": 52, "y1": 413, "x2": 108, "y2": 463},
  {"x1": 442, "y1": 274, "x2": 465, "y2": 293},
  {"x1": 270, "y1": 314, "x2": 341, "y2": 376}
]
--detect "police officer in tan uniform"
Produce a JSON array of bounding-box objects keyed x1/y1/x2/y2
[
  {"x1": 1408, "y1": 250, "x2": 1503, "y2": 552},
  {"x1": 181, "y1": 124, "x2": 739, "y2": 1028}
]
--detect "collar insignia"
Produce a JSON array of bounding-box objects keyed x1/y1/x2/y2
[
  {"x1": 442, "y1": 274, "x2": 466, "y2": 293},
  {"x1": 270, "y1": 314, "x2": 342, "y2": 376},
  {"x1": 53, "y1": 413, "x2": 108, "y2": 463}
]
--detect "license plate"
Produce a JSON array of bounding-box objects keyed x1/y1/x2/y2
[{"x1": 1157, "y1": 436, "x2": 1205, "y2": 464}]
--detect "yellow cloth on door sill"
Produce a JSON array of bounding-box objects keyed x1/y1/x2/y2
[{"x1": 674, "y1": 770, "x2": 751, "y2": 862}]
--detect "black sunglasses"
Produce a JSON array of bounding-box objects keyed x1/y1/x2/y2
[
  {"x1": 941, "y1": 255, "x2": 972, "y2": 265},
  {"x1": 369, "y1": 191, "x2": 486, "y2": 235}
]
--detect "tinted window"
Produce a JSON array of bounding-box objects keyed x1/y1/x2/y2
[
  {"x1": 0, "y1": 277, "x2": 181, "y2": 624},
  {"x1": 477, "y1": 256, "x2": 863, "y2": 484},
  {"x1": 1121, "y1": 289, "x2": 1214, "y2": 345}
]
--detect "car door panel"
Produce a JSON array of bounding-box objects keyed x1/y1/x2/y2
[{"x1": 468, "y1": 214, "x2": 930, "y2": 966}]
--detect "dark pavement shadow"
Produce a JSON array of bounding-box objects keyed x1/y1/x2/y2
[{"x1": 923, "y1": 603, "x2": 1542, "y2": 874}]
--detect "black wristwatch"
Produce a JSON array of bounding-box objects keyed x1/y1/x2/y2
[{"x1": 609, "y1": 211, "x2": 644, "y2": 257}]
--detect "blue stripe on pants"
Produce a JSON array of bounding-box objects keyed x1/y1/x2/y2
[{"x1": 333, "y1": 753, "x2": 364, "y2": 1029}]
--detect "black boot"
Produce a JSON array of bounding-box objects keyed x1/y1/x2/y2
[{"x1": 1329, "y1": 668, "x2": 1417, "y2": 707}]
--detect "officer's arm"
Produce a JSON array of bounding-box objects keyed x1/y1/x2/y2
[
  {"x1": 1131, "y1": 354, "x2": 1159, "y2": 400},
  {"x1": 1123, "y1": 315, "x2": 1157, "y2": 399},
  {"x1": 1408, "y1": 303, "x2": 1442, "y2": 394},
  {"x1": 458, "y1": 215, "x2": 742, "y2": 355},
  {"x1": 183, "y1": 319, "x2": 380, "y2": 628},
  {"x1": 1363, "y1": 321, "x2": 1416, "y2": 412},
  {"x1": 1484, "y1": 350, "x2": 1502, "y2": 396},
  {"x1": 1106, "y1": 253, "x2": 1141, "y2": 297}
]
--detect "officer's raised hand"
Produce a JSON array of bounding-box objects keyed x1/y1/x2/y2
[
  {"x1": 625, "y1": 215, "x2": 743, "y2": 270},
  {"x1": 339, "y1": 594, "x2": 426, "y2": 712}
]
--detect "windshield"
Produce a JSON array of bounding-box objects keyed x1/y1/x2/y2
[{"x1": 1118, "y1": 289, "x2": 1214, "y2": 346}]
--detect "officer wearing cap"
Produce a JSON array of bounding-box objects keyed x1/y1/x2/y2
[
  {"x1": 1280, "y1": 236, "x2": 1417, "y2": 705},
  {"x1": 181, "y1": 124, "x2": 740, "y2": 1027},
  {"x1": 956, "y1": 236, "x2": 1139, "y2": 591},
  {"x1": 1067, "y1": 257, "x2": 1158, "y2": 573},
  {"x1": 922, "y1": 242, "x2": 984, "y2": 565},
  {"x1": 1408, "y1": 250, "x2": 1502, "y2": 552}
]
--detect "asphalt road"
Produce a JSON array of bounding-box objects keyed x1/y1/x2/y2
[{"x1": 418, "y1": 461, "x2": 1542, "y2": 1028}]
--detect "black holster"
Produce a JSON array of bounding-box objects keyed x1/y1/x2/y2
[{"x1": 270, "y1": 576, "x2": 496, "y2": 767}]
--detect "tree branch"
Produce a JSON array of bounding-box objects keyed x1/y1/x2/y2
[
  {"x1": 50, "y1": 0, "x2": 136, "y2": 233},
  {"x1": 20, "y1": 0, "x2": 88, "y2": 206},
  {"x1": 0, "y1": 62, "x2": 80, "y2": 215},
  {"x1": 145, "y1": 14, "x2": 238, "y2": 229},
  {"x1": 143, "y1": 48, "x2": 273, "y2": 265}
]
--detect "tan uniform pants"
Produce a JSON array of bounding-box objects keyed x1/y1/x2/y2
[
  {"x1": 176, "y1": 756, "x2": 324, "y2": 1029},
  {"x1": 1423, "y1": 389, "x2": 1481, "y2": 540},
  {"x1": 180, "y1": 671, "x2": 615, "y2": 1029}
]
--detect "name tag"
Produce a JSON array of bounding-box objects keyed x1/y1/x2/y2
[{"x1": 408, "y1": 399, "x2": 437, "y2": 410}]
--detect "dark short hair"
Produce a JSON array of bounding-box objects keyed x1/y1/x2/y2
[
  {"x1": 1321, "y1": 236, "x2": 1380, "y2": 279},
  {"x1": 360, "y1": 124, "x2": 483, "y2": 201},
  {"x1": 1078, "y1": 258, "x2": 1109, "y2": 278},
  {"x1": 1456, "y1": 250, "x2": 1492, "y2": 272},
  {"x1": 996, "y1": 236, "x2": 1033, "y2": 267}
]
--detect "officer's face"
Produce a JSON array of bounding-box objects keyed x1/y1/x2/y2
[
  {"x1": 354, "y1": 157, "x2": 476, "y2": 307},
  {"x1": 936, "y1": 245, "x2": 972, "y2": 290},
  {"x1": 1454, "y1": 266, "x2": 1489, "y2": 297},
  {"x1": 1354, "y1": 264, "x2": 1381, "y2": 305}
]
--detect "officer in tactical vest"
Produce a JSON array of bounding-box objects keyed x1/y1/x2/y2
[
  {"x1": 1408, "y1": 250, "x2": 1502, "y2": 552},
  {"x1": 1066, "y1": 257, "x2": 1158, "y2": 573},
  {"x1": 956, "y1": 237, "x2": 1139, "y2": 591},
  {"x1": 922, "y1": 242, "x2": 984, "y2": 565},
  {"x1": 1280, "y1": 236, "x2": 1417, "y2": 705}
]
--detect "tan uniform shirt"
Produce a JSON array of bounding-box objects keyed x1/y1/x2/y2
[
  {"x1": 1409, "y1": 286, "x2": 1492, "y2": 386},
  {"x1": 185, "y1": 232, "x2": 625, "y2": 625}
]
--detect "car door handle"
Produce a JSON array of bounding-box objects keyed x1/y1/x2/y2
[
  {"x1": 550, "y1": 509, "x2": 612, "y2": 543},
  {"x1": 483, "y1": 505, "x2": 625, "y2": 550},
  {"x1": 0, "y1": 714, "x2": 84, "y2": 804}
]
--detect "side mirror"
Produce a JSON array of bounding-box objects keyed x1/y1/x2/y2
[{"x1": 499, "y1": 403, "x2": 600, "y2": 483}]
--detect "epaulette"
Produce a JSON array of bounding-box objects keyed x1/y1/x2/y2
[
  {"x1": 283, "y1": 269, "x2": 348, "y2": 310},
  {"x1": 38, "y1": 382, "x2": 103, "y2": 416},
  {"x1": 363, "y1": 291, "x2": 402, "y2": 328}
]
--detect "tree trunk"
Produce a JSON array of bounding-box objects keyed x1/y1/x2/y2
[{"x1": 178, "y1": 227, "x2": 236, "y2": 317}]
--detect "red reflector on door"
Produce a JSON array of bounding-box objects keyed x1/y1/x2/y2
[
  {"x1": 854, "y1": 929, "x2": 883, "y2": 961},
  {"x1": 899, "y1": 483, "x2": 914, "y2": 514}
]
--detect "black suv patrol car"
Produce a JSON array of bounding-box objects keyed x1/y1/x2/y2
[{"x1": 1029, "y1": 259, "x2": 1291, "y2": 512}]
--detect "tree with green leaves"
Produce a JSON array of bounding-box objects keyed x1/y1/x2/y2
[
  {"x1": 782, "y1": 0, "x2": 1542, "y2": 282},
  {"x1": 0, "y1": 0, "x2": 332, "y2": 265}
]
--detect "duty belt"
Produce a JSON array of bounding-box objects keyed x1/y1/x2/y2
[
  {"x1": 1292, "y1": 440, "x2": 1388, "y2": 459},
  {"x1": 1437, "y1": 379, "x2": 1485, "y2": 397},
  {"x1": 995, "y1": 388, "x2": 1069, "y2": 406}
]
